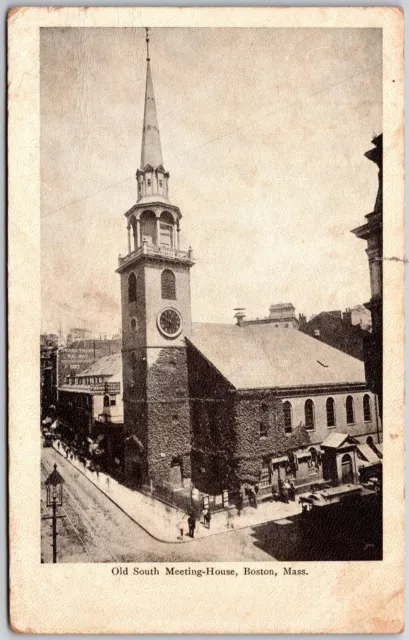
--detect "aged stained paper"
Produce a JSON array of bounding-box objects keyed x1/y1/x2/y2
[{"x1": 8, "y1": 6, "x2": 404, "y2": 634}]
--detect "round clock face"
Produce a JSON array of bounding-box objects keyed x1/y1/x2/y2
[{"x1": 157, "y1": 308, "x2": 182, "y2": 338}]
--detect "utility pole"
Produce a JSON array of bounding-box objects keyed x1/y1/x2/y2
[
  {"x1": 43, "y1": 464, "x2": 66, "y2": 563},
  {"x1": 52, "y1": 496, "x2": 57, "y2": 563}
]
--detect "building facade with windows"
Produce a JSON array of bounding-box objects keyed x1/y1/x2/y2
[
  {"x1": 280, "y1": 389, "x2": 379, "y2": 446},
  {"x1": 58, "y1": 353, "x2": 124, "y2": 471},
  {"x1": 185, "y1": 323, "x2": 380, "y2": 497},
  {"x1": 351, "y1": 134, "x2": 383, "y2": 415}
]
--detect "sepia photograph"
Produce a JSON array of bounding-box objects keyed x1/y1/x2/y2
[
  {"x1": 9, "y1": 6, "x2": 404, "y2": 634},
  {"x1": 40, "y1": 25, "x2": 384, "y2": 564}
]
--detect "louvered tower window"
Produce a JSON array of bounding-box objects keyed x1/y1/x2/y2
[
  {"x1": 128, "y1": 272, "x2": 137, "y2": 303},
  {"x1": 161, "y1": 269, "x2": 176, "y2": 300}
]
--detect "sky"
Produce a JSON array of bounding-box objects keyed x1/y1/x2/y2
[{"x1": 40, "y1": 27, "x2": 382, "y2": 336}]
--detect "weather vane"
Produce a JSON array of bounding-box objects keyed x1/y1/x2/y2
[{"x1": 145, "y1": 27, "x2": 150, "y2": 62}]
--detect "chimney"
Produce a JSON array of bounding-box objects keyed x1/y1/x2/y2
[
  {"x1": 234, "y1": 308, "x2": 246, "y2": 327},
  {"x1": 298, "y1": 313, "x2": 306, "y2": 326}
]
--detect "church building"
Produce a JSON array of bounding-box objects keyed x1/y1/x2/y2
[{"x1": 117, "y1": 32, "x2": 380, "y2": 499}]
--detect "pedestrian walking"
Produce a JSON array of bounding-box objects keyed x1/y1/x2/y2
[
  {"x1": 204, "y1": 509, "x2": 211, "y2": 529},
  {"x1": 188, "y1": 512, "x2": 196, "y2": 538},
  {"x1": 177, "y1": 515, "x2": 186, "y2": 540},
  {"x1": 289, "y1": 481, "x2": 296, "y2": 502},
  {"x1": 278, "y1": 476, "x2": 283, "y2": 500},
  {"x1": 237, "y1": 492, "x2": 243, "y2": 516},
  {"x1": 282, "y1": 480, "x2": 290, "y2": 504}
]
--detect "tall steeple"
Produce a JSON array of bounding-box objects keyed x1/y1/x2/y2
[
  {"x1": 140, "y1": 28, "x2": 163, "y2": 170},
  {"x1": 136, "y1": 28, "x2": 169, "y2": 204},
  {"x1": 117, "y1": 29, "x2": 194, "y2": 493}
]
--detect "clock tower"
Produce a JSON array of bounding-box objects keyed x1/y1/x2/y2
[{"x1": 117, "y1": 29, "x2": 194, "y2": 489}]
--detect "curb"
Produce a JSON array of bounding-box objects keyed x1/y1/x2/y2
[
  {"x1": 51, "y1": 443, "x2": 183, "y2": 545},
  {"x1": 49, "y1": 442, "x2": 301, "y2": 543}
]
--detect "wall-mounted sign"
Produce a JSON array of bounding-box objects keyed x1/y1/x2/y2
[{"x1": 90, "y1": 382, "x2": 121, "y2": 394}]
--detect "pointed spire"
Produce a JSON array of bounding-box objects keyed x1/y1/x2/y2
[{"x1": 140, "y1": 28, "x2": 163, "y2": 170}]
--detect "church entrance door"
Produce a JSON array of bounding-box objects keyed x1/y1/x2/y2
[
  {"x1": 169, "y1": 463, "x2": 182, "y2": 487},
  {"x1": 341, "y1": 454, "x2": 353, "y2": 484}
]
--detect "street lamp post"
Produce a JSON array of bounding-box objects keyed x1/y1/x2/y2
[{"x1": 43, "y1": 463, "x2": 65, "y2": 563}]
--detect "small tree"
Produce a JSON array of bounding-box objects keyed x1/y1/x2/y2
[{"x1": 285, "y1": 422, "x2": 311, "y2": 453}]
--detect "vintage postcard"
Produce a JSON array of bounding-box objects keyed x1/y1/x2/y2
[{"x1": 8, "y1": 6, "x2": 404, "y2": 634}]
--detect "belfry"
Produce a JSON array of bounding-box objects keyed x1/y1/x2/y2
[{"x1": 117, "y1": 29, "x2": 194, "y2": 489}]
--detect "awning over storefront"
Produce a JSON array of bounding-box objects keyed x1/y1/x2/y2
[
  {"x1": 271, "y1": 456, "x2": 288, "y2": 464},
  {"x1": 296, "y1": 450, "x2": 312, "y2": 460}
]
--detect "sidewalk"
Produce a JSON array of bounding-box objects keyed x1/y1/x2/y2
[{"x1": 52, "y1": 441, "x2": 302, "y2": 543}]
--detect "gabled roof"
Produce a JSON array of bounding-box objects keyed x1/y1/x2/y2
[
  {"x1": 321, "y1": 433, "x2": 358, "y2": 449},
  {"x1": 77, "y1": 353, "x2": 122, "y2": 378},
  {"x1": 188, "y1": 323, "x2": 367, "y2": 390},
  {"x1": 356, "y1": 444, "x2": 382, "y2": 465}
]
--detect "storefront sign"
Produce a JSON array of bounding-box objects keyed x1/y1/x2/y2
[{"x1": 90, "y1": 382, "x2": 121, "y2": 393}]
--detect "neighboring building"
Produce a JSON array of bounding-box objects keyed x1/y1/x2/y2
[
  {"x1": 66, "y1": 327, "x2": 92, "y2": 345},
  {"x1": 237, "y1": 303, "x2": 299, "y2": 329},
  {"x1": 40, "y1": 333, "x2": 59, "y2": 348},
  {"x1": 343, "y1": 304, "x2": 372, "y2": 331},
  {"x1": 299, "y1": 311, "x2": 370, "y2": 361},
  {"x1": 40, "y1": 339, "x2": 58, "y2": 417},
  {"x1": 351, "y1": 134, "x2": 383, "y2": 415},
  {"x1": 57, "y1": 338, "x2": 122, "y2": 396},
  {"x1": 116, "y1": 34, "x2": 381, "y2": 501},
  {"x1": 41, "y1": 335, "x2": 122, "y2": 418},
  {"x1": 58, "y1": 353, "x2": 124, "y2": 472}
]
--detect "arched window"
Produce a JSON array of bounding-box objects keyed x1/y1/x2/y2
[
  {"x1": 283, "y1": 401, "x2": 293, "y2": 433},
  {"x1": 363, "y1": 394, "x2": 372, "y2": 422},
  {"x1": 140, "y1": 210, "x2": 157, "y2": 244},
  {"x1": 161, "y1": 269, "x2": 176, "y2": 300},
  {"x1": 341, "y1": 453, "x2": 354, "y2": 484},
  {"x1": 326, "y1": 397, "x2": 336, "y2": 427},
  {"x1": 128, "y1": 272, "x2": 137, "y2": 303},
  {"x1": 160, "y1": 211, "x2": 174, "y2": 248},
  {"x1": 346, "y1": 395, "x2": 355, "y2": 425},
  {"x1": 305, "y1": 399, "x2": 315, "y2": 430},
  {"x1": 129, "y1": 216, "x2": 137, "y2": 251},
  {"x1": 103, "y1": 394, "x2": 110, "y2": 408}
]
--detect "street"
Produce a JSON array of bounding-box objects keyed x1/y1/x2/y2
[
  {"x1": 41, "y1": 447, "x2": 274, "y2": 563},
  {"x1": 42, "y1": 447, "x2": 381, "y2": 563}
]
